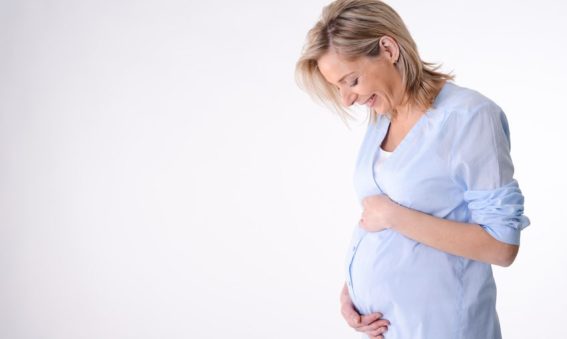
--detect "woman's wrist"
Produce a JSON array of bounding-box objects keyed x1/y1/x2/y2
[{"x1": 388, "y1": 200, "x2": 408, "y2": 230}]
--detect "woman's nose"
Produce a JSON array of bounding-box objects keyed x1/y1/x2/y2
[{"x1": 340, "y1": 89, "x2": 357, "y2": 107}]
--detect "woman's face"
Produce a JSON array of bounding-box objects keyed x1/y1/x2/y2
[{"x1": 317, "y1": 40, "x2": 404, "y2": 115}]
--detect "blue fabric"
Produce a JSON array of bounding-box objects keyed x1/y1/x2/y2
[{"x1": 345, "y1": 82, "x2": 530, "y2": 339}]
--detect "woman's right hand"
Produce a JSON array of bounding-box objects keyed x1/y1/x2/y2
[{"x1": 341, "y1": 283, "x2": 390, "y2": 339}]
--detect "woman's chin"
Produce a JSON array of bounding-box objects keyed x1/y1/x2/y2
[{"x1": 372, "y1": 107, "x2": 388, "y2": 116}]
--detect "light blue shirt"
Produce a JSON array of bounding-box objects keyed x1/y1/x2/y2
[{"x1": 345, "y1": 82, "x2": 530, "y2": 339}]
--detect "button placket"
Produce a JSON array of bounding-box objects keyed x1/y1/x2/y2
[{"x1": 347, "y1": 229, "x2": 366, "y2": 304}]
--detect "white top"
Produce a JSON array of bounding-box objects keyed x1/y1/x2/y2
[{"x1": 373, "y1": 146, "x2": 393, "y2": 175}]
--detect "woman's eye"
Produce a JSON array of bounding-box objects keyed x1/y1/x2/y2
[{"x1": 350, "y1": 78, "x2": 358, "y2": 87}]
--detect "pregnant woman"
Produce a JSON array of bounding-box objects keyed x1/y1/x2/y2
[{"x1": 295, "y1": 1, "x2": 531, "y2": 338}]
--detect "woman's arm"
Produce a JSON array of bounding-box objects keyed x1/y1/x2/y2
[{"x1": 360, "y1": 195, "x2": 519, "y2": 267}]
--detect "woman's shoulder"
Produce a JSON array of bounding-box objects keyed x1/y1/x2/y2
[{"x1": 434, "y1": 82, "x2": 504, "y2": 126}]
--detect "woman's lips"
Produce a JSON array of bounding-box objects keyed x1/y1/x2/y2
[{"x1": 364, "y1": 94, "x2": 376, "y2": 107}]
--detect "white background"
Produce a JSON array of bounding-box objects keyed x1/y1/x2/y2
[{"x1": 1, "y1": 0, "x2": 566, "y2": 338}]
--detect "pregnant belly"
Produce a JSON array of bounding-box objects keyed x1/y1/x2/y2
[{"x1": 348, "y1": 228, "x2": 462, "y2": 338}]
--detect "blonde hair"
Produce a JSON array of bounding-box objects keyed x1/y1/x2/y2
[{"x1": 295, "y1": 0, "x2": 454, "y2": 125}]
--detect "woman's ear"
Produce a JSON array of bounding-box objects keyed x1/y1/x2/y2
[{"x1": 379, "y1": 36, "x2": 400, "y2": 64}]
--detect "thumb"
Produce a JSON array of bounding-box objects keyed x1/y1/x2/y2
[
  {"x1": 343, "y1": 303, "x2": 361, "y2": 325},
  {"x1": 352, "y1": 314, "x2": 361, "y2": 325}
]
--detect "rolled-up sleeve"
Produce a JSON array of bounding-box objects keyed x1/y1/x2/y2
[
  {"x1": 464, "y1": 180, "x2": 530, "y2": 245},
  {"x1": 449, "y1": 104, "x2": 530, "y2": 245}
]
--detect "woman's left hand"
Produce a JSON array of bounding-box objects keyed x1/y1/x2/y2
[{"x1": 359, "y1": 195, "x2": 398, "y2": 232}]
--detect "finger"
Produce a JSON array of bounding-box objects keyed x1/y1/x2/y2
[
  {"x1": 358, "y1": 320, "x2": 389, "y2": 332},
  {"x1": 360, "y1": 318, "x2": 390, "y2": 330},
  {"x1": 360, "y1": 312, "x2": 383, "y2": 325},
  {"x1": 366, "y1": 335, "x2": 383, "y2": 339},
  {"x1": 352, "y1": 313, "x2": 381, "y2": 330},
  {"x1": 365, "y1": 326, "x2": 388, "y2": 337}
]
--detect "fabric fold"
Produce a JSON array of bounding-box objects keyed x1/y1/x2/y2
[{"x1": 464, "y1": 179, "x2": 530, "y2": 245}]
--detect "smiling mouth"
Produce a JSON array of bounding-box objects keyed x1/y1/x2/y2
[{"x1": 363, "y1": 94, "x2": 376, "y2": 107}]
